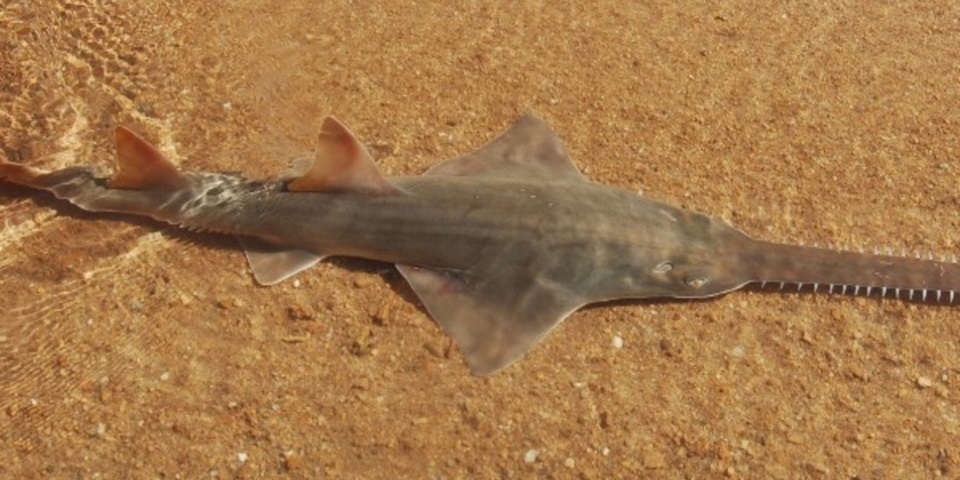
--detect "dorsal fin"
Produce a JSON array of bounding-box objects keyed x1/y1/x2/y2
[
  {"x1": 110, "y1": 127, "x2": 188, "y2": 190},
  {"x1": 287, "y1": 116, "x2": 401, "y2": 195},
  {"x1": 424, "y1": 114, "x2": 586, "y2": 182}
]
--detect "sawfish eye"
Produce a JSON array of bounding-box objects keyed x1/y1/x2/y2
[{"x1": 652, "y1": 262, "x2": 673, "y2": 274}]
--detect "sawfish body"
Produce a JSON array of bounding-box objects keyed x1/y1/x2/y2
[{"x1": 2, "y1": 115, "x2": 957, "y2": 375}]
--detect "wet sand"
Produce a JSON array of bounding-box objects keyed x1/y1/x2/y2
[{"x1": 1, "y1": 1, "x2": 958, "y2": 478}]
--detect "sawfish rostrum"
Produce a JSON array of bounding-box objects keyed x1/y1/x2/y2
[{"x1": 1, "y1": 115, "x2": 957, "y2": 375}]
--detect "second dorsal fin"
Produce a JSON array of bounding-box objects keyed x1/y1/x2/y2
[
  {"x1": 287, "y1": 116, "x2": 401, "y2": 195},
  {"x1": 110, "y1": 127, "x2": 188, "y2": 190}
]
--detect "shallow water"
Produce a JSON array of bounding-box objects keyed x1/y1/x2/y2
[{"x1": 1, "y1": 1, "x2": 958, "y2": 477}]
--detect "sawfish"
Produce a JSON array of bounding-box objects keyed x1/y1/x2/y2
[{"x1": 1, "y1": 115, "x2": 957, "y2": 375}]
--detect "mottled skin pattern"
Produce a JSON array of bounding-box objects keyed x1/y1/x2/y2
[{"x1": 2, "y1": 115, "x2": 957, "y2": 375}]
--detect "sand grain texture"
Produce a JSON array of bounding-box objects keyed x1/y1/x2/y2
[{"x1": 1, "y1": 1, "x2": 958, "y2": 478}]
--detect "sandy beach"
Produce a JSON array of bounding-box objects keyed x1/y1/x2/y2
[{"x1": 1, "y1": 1, "x2": 958, "y2": 477}]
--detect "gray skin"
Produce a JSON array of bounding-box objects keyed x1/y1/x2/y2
[{"x1": 2, "y1": 115, "x2": 958, "y2": 375}]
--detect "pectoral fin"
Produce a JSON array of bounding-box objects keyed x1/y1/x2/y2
[
  {"x1": 236, "y1": 237, "x2": 324, "y2": 285},
  {"x1": 397, "y1": 264, "x2": 584, "y2": 376},
  {"x1": 424, "y1": 114, "x2": 586, "y2": 182}
]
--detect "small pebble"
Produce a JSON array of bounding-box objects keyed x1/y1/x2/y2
[
  {"x1": 659, "y1": 338, "x2": 676, "y2": 356},
  {"x1": 611, "y1": 335, "x2": 623, "y2": 349},
  {"x1": 353, "y1": 276, "x2": 375, "y2": 289},
  {"x1": 237, "y1": 452, "x2": 248, "y2": 464},
  {"x1": 523, "y1": 449, "x2": 540, "y2": 464},
  {"x1": 642, "y1": 450, "x2": 666, "y2": 469},
  {"x1": 917, "y1": 376, "x2": 933, "y2": 388},
  {"x1": 287, "y1": 304, "x2": 315, "y2": 321},
  {"x1": 159, "y1": 372, "x2": 171, "y2": 381},
  {"x1": 350, "y1": 328, "x2": 375, "y2": 356},
  {"x1": 564, "y1": 457, "x2": 575, "y2": 469},
  {"x1": 372, "y1": 302, "x2": 391, "y2": 326},
  {"x1": 282, "y1": 450, "x2": 302, "y2": 471}
]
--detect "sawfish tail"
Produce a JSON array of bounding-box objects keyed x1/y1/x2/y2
[
  {"x1": 0, "y1": 154, "x2": 201, "y2": 226},
  {"x1": 0, "y1": 128, "x2": 182, "y2": 219},
  {"x1": 0, "y1": 119, "x2": 387, "y2": 287},
  {"x1": 0, "y1": 128, "x2": 267, "y2": 227},
  {"x1": 0, "y1": 156, "x2": 109, "y2": 206},
  {"x1": 738, "y1": 240, "x2": 960, "y2": 303}
]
